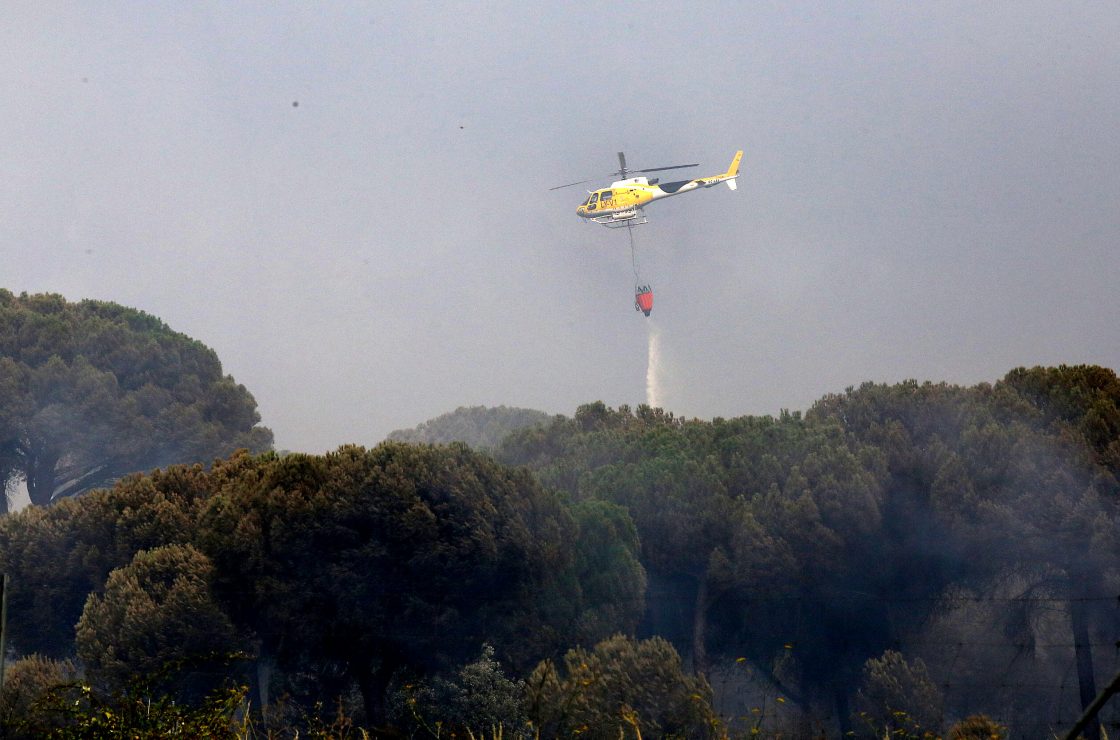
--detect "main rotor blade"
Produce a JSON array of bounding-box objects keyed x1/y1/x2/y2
[
  {"x1": 548, "y1": 179, "x2": 593, "y2": 191},
  {"x1": 552, "y1": 155, "x2": 698, "y2": 191},
  {"x1": 634, "y1": 163, "x2": 699, "y2": 174}
]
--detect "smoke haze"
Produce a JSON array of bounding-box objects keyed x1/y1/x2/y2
[{"x1": 3, "y1": 3, "x2": 1119, "y2": 451}]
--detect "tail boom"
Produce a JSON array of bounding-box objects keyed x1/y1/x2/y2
[{"x1": 694, "y1": 150, "x2": 743, "y2": 190}]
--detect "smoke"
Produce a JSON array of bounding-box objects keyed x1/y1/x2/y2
[{"x1": 646, "y1": 320, "x2": 661, "y2": 409}]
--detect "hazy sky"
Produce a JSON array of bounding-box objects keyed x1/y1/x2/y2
[{"x1": 4, "y1": 2, "x2": 1119, "y2": 453}]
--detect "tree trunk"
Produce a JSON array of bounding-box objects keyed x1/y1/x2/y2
[
  {"x1": 692, "y1": 576, "x2": 713, "y2": 678},
  {"x1": 254, "y1": 654, "x2": 274, "y2": 716},
  {"x1": 1070, "y1": 596, "x2": 1100, "y2": 740},
  {"x1": 835, "y1": 684, "x2": 852, "y2": 737},
  {"x1": 24, "y1": 449, "x2": 58, "y2": 507},
  {"x1": 357, "y1": 657, "x2": 398, "y2": 729}
]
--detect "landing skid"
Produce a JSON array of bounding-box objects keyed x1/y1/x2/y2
[{"x1": 591, "y1": 209, "x2": 648, "y2": 228}]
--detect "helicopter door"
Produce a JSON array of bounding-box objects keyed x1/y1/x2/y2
[{"x1": 587, "y1": 192, "x2": 599, "y2": 211}]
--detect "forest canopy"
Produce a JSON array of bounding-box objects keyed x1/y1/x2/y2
[
  {"x1": 0, "y1": 291, "x2": 273, "y2": 511},
  {"x1": 386, "y1": 405, "x2": 552, "y2": 449},
  {"x1": 0, "y1": 361, "x2": 1118, "y2": 738}
]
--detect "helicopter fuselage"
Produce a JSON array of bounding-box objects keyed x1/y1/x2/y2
[{"x1": 577, "y1": 150, "x2": 741, "y2": 225}]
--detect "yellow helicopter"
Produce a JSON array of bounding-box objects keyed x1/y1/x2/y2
[{"x1": 552, "y1": 150, "x2": 742, "y2": 228}]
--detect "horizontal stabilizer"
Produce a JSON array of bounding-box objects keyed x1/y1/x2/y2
[{"x1": 726, "y1": 179, "x2": 737, "y2": 191}]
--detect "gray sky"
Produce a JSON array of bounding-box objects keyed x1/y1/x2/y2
[{"x1": 4, "y1": 2, "x2": 1119, "y2": 453}]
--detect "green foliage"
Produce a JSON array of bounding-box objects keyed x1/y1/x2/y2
[
  {"x1": 439, "y1": 645, "x2": 527, "y2": 733},
  {"x1": 947, "y1": 714, "x2": 1007, "y2": 739},
  {"x1": 807, "y1": 373, "x2": 1120, "y2": 730},
  {"x1": 570, "y1": 499, "x2": 647, "y2": 642},
  {"x1": 0, "y1": 654, "x2": 79, "y2": 738},
  {"x1": 1, "y1": 668, "x2": 376, "y2": 739},
  {"x1": 998, "y1": 364, "x2": 1120, "y2": 485},
  {"x1": 809, "y1": 373, "x2": 1119, "y2": 590},
  {"x1": 17, "y1": 681, "x2": 249, "y2": 739},
  {"x1": 387, "y1": 405, "x2": 552, "y2": 450},
  {"x1": 853, "y1": 650, "x2": 943, "y2": 738},
  {"x1": 397, "y1": 644, "x2": 530, "y2": 737},
  {"x1": 525, "y1": 634, "x2": 719, "y2": 739},
  {"x1": 0, "y1": 291, "x2": 272, "y2": 509},
  {"x1": 502, "y1": 404, "x2": 894, "y2": 701},
  {"x1": 500, "y1": 375, "x2": 1120, "y2": 734},
  {"x1": 1, "y1": 361, "x2": 1117, "y2": 736},
  {"x1": 196, "y1": 443, "x2": 584, "y2": 724},
  {"x1": 0, "y1": 443, "x2": 634, "y2": 729},
  {"x1": 0, "y1": 461, "x2": 216, "y2": 656},
  {"x1": 75, "y1": 544, "x2": 241, "y2": 698}
]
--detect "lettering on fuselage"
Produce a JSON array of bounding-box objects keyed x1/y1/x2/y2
[
  {"x1": 597, "y1": 188, "x2": 645, "y2": 211},
  {"x1": 579, "y1": 184, "x2": 659, "y2": 218}
]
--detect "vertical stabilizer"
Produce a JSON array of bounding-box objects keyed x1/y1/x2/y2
[{"x1": 725, "y1": 150, "x2": 743, "y2": 177}]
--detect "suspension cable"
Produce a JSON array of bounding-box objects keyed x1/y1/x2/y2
[{"x1": 628, "y1": 222, "x2": 641, "y2": 284}]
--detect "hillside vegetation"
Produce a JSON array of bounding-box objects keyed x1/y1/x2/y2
[
  {"x1": 387, "y1": 405, "x2": 552, "y2": 450},
  {"x1": 1, "y1": 360, "x2": 1118, "y2": 738},
  {"x1": 0, "y1": 291, "x2": 272, "y2": 511}
]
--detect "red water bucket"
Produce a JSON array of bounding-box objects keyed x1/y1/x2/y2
[{"x1": 634, "y1": 286, "x2": 653, "y2": 317}]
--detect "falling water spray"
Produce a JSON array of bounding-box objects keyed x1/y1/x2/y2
[{"x1": 646, "y1": 320, "x2": 661, "y2": 409}]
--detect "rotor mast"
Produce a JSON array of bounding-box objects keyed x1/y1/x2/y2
[{"x1": 614, "y1": 152, "x2": 630, "y2": 180}]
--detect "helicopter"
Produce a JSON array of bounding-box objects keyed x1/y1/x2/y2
[{"x1": 551, "y1": 150, "x2": 742, "y2": 228}]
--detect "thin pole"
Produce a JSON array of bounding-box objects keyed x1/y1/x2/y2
[
  {"x1": 1063, "y1": 668, "x2": 1120, "y2": 740},
  {"x1": 0, "y1": 573, "x2": 8, "y2": 691}
]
